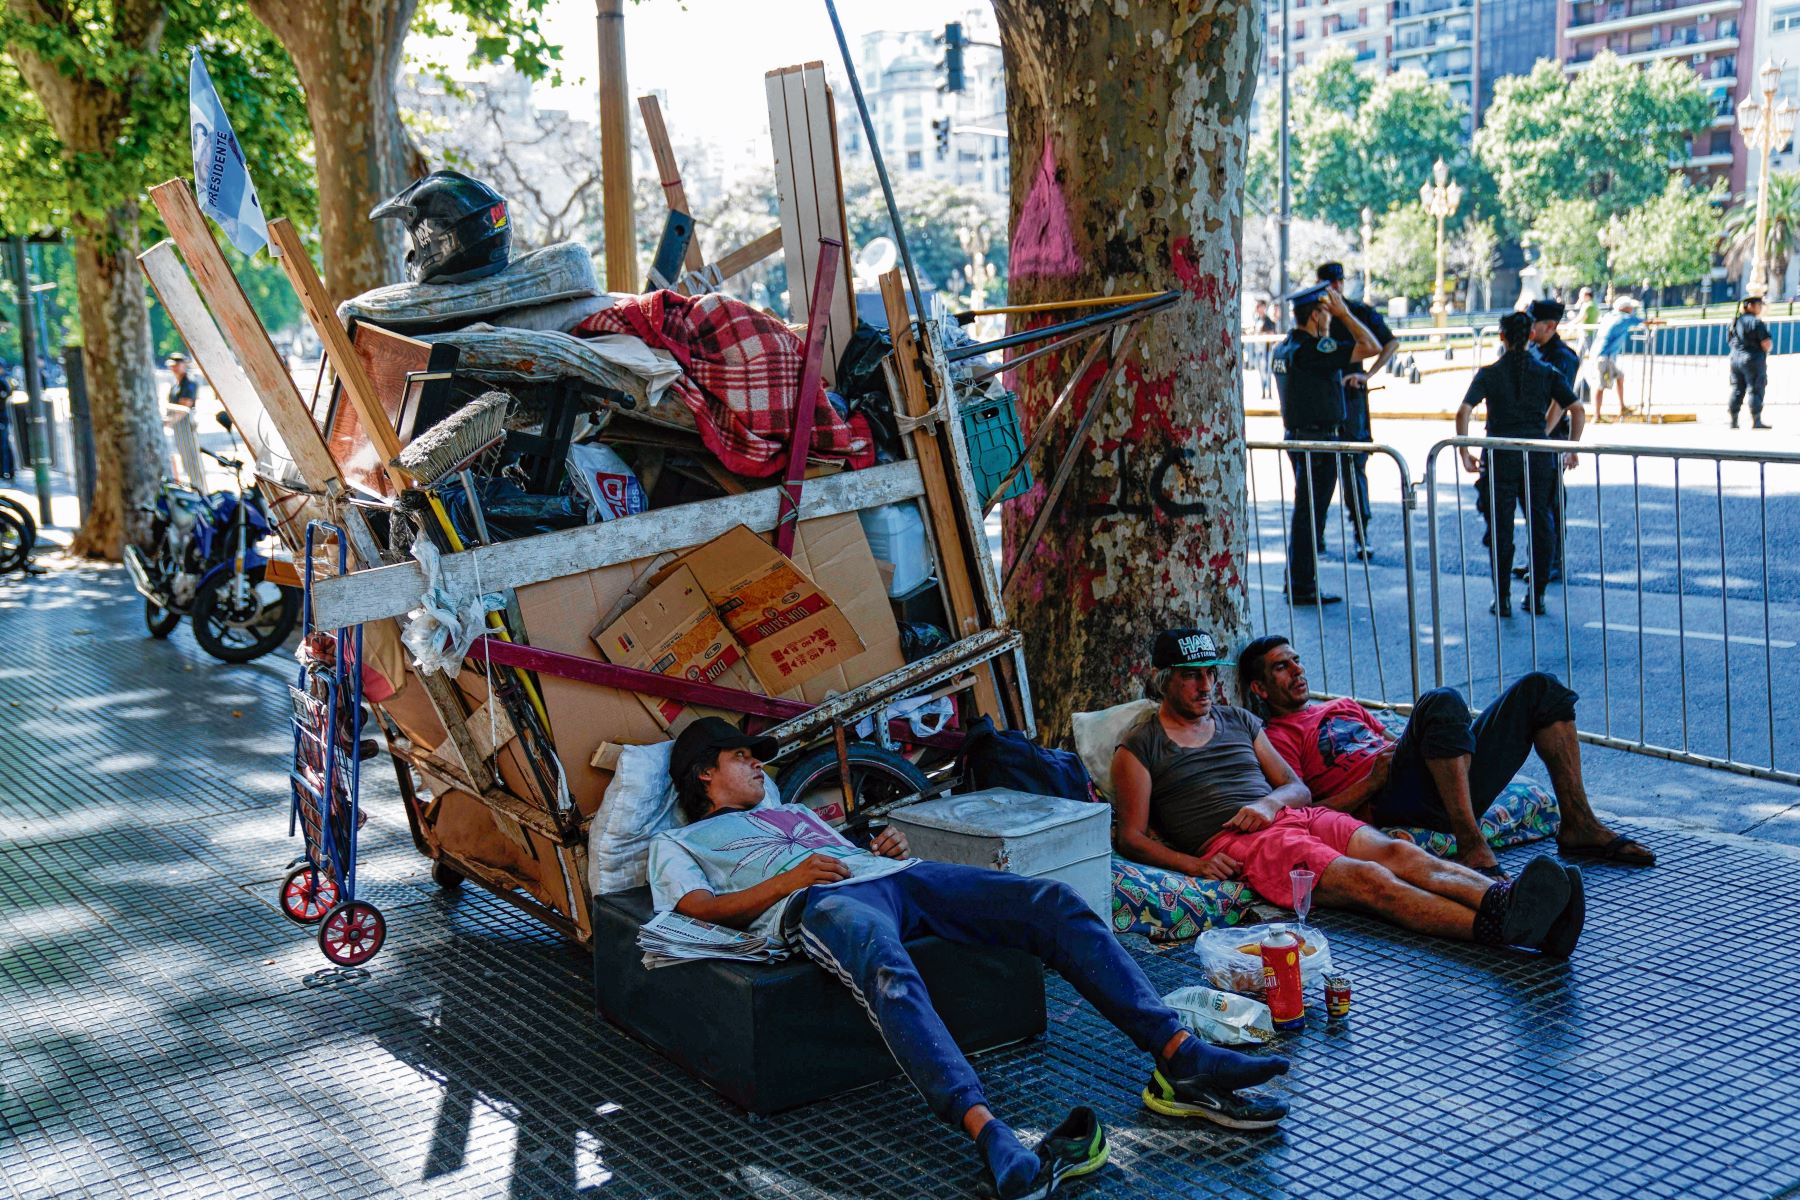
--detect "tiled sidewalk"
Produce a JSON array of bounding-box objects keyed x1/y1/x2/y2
[{"x1": 2, "y1": 563, "x2": 1796, "y2": 1200}]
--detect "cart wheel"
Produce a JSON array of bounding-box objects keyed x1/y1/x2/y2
[
  {"x1": 317, "y1": 901, "x2": 386, "y2": 966},
  {"x1": 431, "y1": 861, "x2": 464, "y2": 891},
  {"x1": 777, "y1": 741, "x2": 931, "y2": 842},
  {"x1": 279, "y1": 864, "x2": 339, "y2": 925}
]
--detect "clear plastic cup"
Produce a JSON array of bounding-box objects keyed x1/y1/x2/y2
[{"x1": 1290, "y1": 867, "x2": 1316, "y2": 926}]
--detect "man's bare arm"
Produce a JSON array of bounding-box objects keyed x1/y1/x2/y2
[
  {"x1": 1110, "y1": 748, "x2": 1237, "y2": 878},
  {"x1": 1252, "y1": 732, "x2": 1312, "y2": 809},
  {"x1": 672, "y1": 854, "x2": 851, "y2": 928}
]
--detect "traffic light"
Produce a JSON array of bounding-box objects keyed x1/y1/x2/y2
[
  {"x1": 933, "y1": 117, "x2": 952, "y2": 160},
  {"x1": 941, "y1": 21, "x2": 965, "y2": 93}
]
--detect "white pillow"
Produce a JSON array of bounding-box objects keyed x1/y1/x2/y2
[
  {"x1": 1071, "y1": 699, "x2": 1158, "y2": 799},
  {"x1": 586, "y1": 741, "x2": 780, "y2": 895}
]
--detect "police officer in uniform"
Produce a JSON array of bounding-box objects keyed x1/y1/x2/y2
[
  {"x1": 1456, "y1": 312, "x2": 1577, "y2": 617},
  {"x1": 1525, "y1": 298, "x2": 1584, "y2": 583},
  {"x1": 1271, "y1": 281, "x2": 1381, "y2": 604},
  {"x1": 1728, "y1": 294, "x2": 1773, "y2": 430},
  {"x1": 1317, "y1": 262, "x2": 1397, "y2": 559}
]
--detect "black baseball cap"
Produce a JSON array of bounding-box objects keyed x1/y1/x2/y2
[
  {"x1": 1315, "y1": 261, "x2": 1346, "y2": 283},
  {"x1": 1152, "y1": 629, "x2": 1233, "y2": 669},
  {"x1": 1743, "y1": 294, "x2": 1765, "y2": 307},
  {"x1": 670, "y1": 716, "x2": 777, "y2": 785},
  {"x1": 1527, "y1": 299, "x2": 1565, "y2": 323}
]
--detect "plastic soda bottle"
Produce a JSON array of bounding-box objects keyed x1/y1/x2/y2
[{"x1": 1260, "y1": 926, "x2": 1306, "y2": 1032}]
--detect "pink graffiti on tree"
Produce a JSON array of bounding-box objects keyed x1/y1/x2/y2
[{"x1": 1012, "y1": 134, "x2": 1083, "y2": 279}]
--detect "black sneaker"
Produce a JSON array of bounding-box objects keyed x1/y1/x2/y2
[
  {"x1": 1141, "y1": 1067, "x2": 1289, "y2": 1130},
  {"x1": 976, "y1": 1107, "x2": 1109, "y2": 1199},
  {"x1": 1540, "y1": 864, "x2": 1586, "y2": 959}
]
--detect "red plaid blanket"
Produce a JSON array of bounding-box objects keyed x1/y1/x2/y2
[{"x1": 575, "y1": 291, "x2": 865, "y2": 477}]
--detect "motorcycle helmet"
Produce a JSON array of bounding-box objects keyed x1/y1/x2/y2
[{"x1": 370, "y1": 169, "x2": 511, "y2": 285}]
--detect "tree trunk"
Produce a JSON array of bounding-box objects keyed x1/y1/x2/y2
[
  {"x1": 65, "y1": 203, "x2": 164, "y2": 559},
  {"x1": 990, "y1": 1, "x2": 1260, "y2": 740},
  {"x1": 250, "y1": 0, "x2": 424, "y2": 300}
]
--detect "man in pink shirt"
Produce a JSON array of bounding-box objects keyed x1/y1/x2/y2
[{"x1": 1236, "y1": 636, "x2": 1654, "y2": 877}]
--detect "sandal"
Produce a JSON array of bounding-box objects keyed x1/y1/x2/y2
[{"x1": 1559, "y1": 833, "x2": 1656, "y2": 867}]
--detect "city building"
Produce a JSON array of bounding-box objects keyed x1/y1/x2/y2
[
  {"x1": 835, "y1": 7, "x2": 1009, "y2": 201},
  {"x1": 1558, "y1": 0, "x2": 1754, "y2": 188}
]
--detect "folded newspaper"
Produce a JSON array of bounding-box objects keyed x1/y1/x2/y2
[{"x1": 637, "y1": 909, "x2": 792, "y2": 968}]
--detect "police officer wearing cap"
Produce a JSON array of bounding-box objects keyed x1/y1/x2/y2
[
  {"x1": 1525, "y1": 298, "x2": 1584, "y2": 583},
  {"x1": 1318, "y1": 262, "x2": 1397, "y2": 559},
  {"x1": 1271, "y1": 280, "x2": 1382, "y2": 604},
  {"x1": 1728, "y1": 294, "x2": 1774, "y2": 430}
]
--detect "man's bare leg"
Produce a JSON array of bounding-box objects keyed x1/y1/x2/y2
[
  {"x1": 1421, "y1": 751, "x2": 1499, "y2": 870},
  {"x1": 1316, "y1": 855, "x2": 1479, "y2": 940},
  {"x1": 1351, "y1": 828, "x2": 1492, "y2": 907},
  {"x1": 1536, "y1": 719, "x2": 1653, "y2": 861}
]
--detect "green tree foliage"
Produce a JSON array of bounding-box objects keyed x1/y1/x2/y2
[
  {"x1": 1249, "y1": 51, "x2": 1483, "y2": 231},
  {"x1": 1526, "y1": 198, "x2": 1609, "y2": 291},
  {"x1": 843, "y1": 168, "x2": 1008, "y2": 300},
  {"x1": 1722, "y1": 170, "x2": 1800, "y2": 296},
  {"x1": 1475, "y1": 54, "x2": 1713, "y2": 232},
  {"x1": 1609, "y1": 176, "x2": 1723, "y2": 290},
  {"x1": 1366, "y1": 202, "x2": 1438, "y2": 300}
]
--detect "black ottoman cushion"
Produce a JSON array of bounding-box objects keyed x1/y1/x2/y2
[{"x1": 592, "y1": 887, "x2": 1047, "y2": 1114}]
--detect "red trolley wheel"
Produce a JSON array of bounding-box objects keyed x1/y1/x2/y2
[
  {"x1": 279, "y1": 865, "x2": 339, "y2": 925},
  {"x1": 317, "y1": 901, "x2": 386, "y2": 966}
]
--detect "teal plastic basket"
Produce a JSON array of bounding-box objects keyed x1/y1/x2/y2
[{"x1": 960, "y1": 390, "x2": 1032, "y2": 503}]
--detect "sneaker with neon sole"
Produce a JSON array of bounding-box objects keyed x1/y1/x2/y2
[{"x1": 1141, "y1": 1068, "x2": 1289, "y2": 1131}]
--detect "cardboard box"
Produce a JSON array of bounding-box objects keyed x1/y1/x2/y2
[
  {"x1": 676, "y1": 523, "x2": 865, "y2": 694},
  {"x1": 594, "y1": 562, "x2": 765, "y2": 733}
]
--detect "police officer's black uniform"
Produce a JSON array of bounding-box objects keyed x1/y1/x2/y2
[
  {"x1": 1329, "y1": 295, "x2": 1391, "y2": 551},
  {"x1": 1272, "y1": 283, "x2": 1354, "y2": 602},
  {"x1": 1463, "y1": 352, "x2": 1577, "y2": 613},
  {"x1": 1527, "y1": 299, "x2": 1582, "y2": 580},
  {"x1": 1728, "y1": 300, "x2": 1773, "y2": 428}
]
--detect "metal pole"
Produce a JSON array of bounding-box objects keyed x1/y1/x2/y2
[
  {"x1": 823, "y1": 0, "x2": 927, "y2": 319},
  {"x1": 63, "y1": 346, "x2": 94, "y2": 521},
  {"x1": 1278, "y1": 0, "x2": 1292, "y2": 307},
  {"x1": 9, "y1": 237, "x2": 52, "y2": 524}
]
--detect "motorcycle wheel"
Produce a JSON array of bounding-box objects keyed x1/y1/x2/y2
[
  {"x1": 191, "y1": 571, "x2": 300, "y2": 663},
  {"x1": 144, "y1": 597, "x2": 181, "y2": 638},
  {"x1": 777, "y1": 741, "x2": 931, "y2": 842}
]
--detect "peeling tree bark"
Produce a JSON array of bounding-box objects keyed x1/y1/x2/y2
[
  {"x1": 990, "y1": 0, "x2": 1260, "y2": 740},
  {"x1": 7, "y1": 0, "x2": 168, "y2": 559},
  {"x1": 250, "y1": 0, "x2": 424, "y2": 300}
]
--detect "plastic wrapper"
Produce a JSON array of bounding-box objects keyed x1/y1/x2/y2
[
  {"x1": 1194, "y1": 922, "x2": 1334, "y2": 994},
  {"x1": 567, "y1": 442, "x2": 648, "y2": 523},
  {"x1": 1161, "y1": 985, "x2": 1275, "y2": 1045}
]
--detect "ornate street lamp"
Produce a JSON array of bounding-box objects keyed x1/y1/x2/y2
[
  {"x1": 1360, "y1": 205, "x2": 1374, "y2": 301},
  {"x1": 1420, "y1": 158, "x2": 1462, "y2": 328},
  {"x1": 1737, "y1": 59, "x2": 1799, "y2": 299}
]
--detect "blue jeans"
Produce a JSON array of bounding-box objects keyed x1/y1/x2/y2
[
  {"x1": 795, "y1": 862, "x2": 1184, "y2": 1127},
  {"x1": 1371, "y1": 672, "x2": 1579, "y2": 832}
]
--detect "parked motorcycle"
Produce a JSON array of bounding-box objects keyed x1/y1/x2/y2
[{"x1": 124, "y1": 411, "x2": 299, "y2": 662}]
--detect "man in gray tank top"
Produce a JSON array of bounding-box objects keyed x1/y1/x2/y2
[{"x1": 1109, "y1": 629, "x2": 1585, "y2": 958}]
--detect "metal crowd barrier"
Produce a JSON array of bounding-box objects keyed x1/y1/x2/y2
[
  {"x1": 1422, "y1": 436, "x2": 1800, "y2": 787},
  {"x1": 1242, "y1": 439, "x2": 1421, "y2": 713}
]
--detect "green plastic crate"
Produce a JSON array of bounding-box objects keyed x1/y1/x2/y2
[{"x1": 960, "y1": 390, "x2": 1032, "y2": 503}]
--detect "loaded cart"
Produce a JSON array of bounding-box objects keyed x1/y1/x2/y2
[{"x1": 136, "y1": 37, "x2": 1174, "y2": 1111}]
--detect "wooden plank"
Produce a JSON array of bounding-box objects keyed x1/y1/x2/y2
[
  {"x1": 766, "y1": 68, "x2": 811, "y2": 344},
  {"x1": 878, "y1": 270, "x2": 1004, "y2": 723},
  {"x1": 312, "y1": 458, "x2": 928, "y2": 630},
  {"x1": 146, "y1": 182, "x2": 340, "y2": 488},
  {"x1": 597, "y1": 0, "x2": 637, "y2": 292},
  {"x1": 710, "y1": 227, "x2": 783, "y2": 283},
  {"x1": 637, "y1": 94, "x2": 706, "y2": 273},
  {"x1": 267, "y1": 219, "x2": 408, "y2": 491},
  {"x1": 138, "y1": 240, "x2": 279, "y2": 471},
  {"x1": 808, "y1": 70, "x2": 857, "y2": 380}
]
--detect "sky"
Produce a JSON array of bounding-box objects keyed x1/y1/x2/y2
[{"x1": 521, "y1": 0, "x2": 988, "y2": 143}]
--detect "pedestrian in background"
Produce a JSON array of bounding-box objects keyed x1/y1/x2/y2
[
  {"x1": 1727, "y1": 294, "x2": 1773, "y2": 430},
  {"x1": 1526, "y1": 298, "x2": 1584, "y2": 585},
  {"x1": 1252, "y1": 298, "x2": 1278, "y2": 401},
  {"x1": 1317, "y1": 261, "x2": 1397, "y2": 559},
  {"x1": 1586, "y1": 296, "x2": 1643, "y2": 423},
  {"x1": 166, "y1": 352, "x2": 198, "y2": 409},
  {"x1": 1456, "y1": 312, "x2": 1576, "y2": 618},
  {"x1": 1271, "y1": 281, "x2": 1382, "y2": 606}
]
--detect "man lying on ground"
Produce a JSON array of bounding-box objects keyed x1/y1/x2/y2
[
  {"x1": 1109, "y1": 630, "x2": 1585, "y2": 958},
  {"x1": 648, "y1": 717, "x2": 1291, "y2": 1200},
  {"x1": 1235, "y1": 636, "x2": 1655, "y2": 874}
]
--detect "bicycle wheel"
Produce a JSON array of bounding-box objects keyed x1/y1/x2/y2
[
  {"x1": 0, "y1": 510, "x2": 25, "y2": 574},
  {"x1": 777, "y1": 741, "x2": 930, "y2": 841},
  {"x1": 0, "y1": 496, "x2": 34, "y2": 561},
  {"x1": 191, "y1": 571, "x2": 300, "y2": 663}
]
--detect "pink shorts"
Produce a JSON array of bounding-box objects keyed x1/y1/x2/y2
[{"x1": 1202, "y1": 806, "x2": 1367, "y2": 906}]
